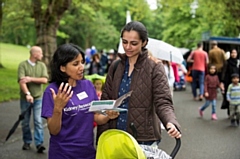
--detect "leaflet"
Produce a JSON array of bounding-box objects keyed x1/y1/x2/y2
[{"x1": 88, "y1": 90, "x2": 133, "y2": 112}]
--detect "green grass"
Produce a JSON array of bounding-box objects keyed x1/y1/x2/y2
[{"x1": 0, "y1": 43, "x2": 30, "y2": 102}]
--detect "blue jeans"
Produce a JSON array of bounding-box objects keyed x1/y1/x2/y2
[
  {"x1": 200, "y1": 99, "x2": 216, "y2": 114},
  {"x1": 20, "y1": 99, "x2": 44, "y2": 146},
  {"x1": 191, "y1": 70, "x2": 205, "y2": 97}
]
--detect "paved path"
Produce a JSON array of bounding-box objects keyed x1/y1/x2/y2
[
  {"x1": 0, "y1": 86, "x2": 240, "y2": 159},
  {"x1": 160, "y1": 87, "x2": 240, "y2": 159}
]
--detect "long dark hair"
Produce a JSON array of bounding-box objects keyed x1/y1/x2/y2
[
  {"x1": 49, "y1": 43, "x2": 85, "y2": 85},
  {"x1": 120, "y1": 21, "x2": 148, "y2": 49}
]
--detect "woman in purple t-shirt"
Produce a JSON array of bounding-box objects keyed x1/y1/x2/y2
[{"x1": 41, "y1": 43, "x2": 119, "y2": 159}]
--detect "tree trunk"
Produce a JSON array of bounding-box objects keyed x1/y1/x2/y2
[
  {"x1": 36, "y1": 22, "x2": 58, "y2": 70},
  {"x1": 32, "y1": 0, "x2": 72, "y2": 70}
]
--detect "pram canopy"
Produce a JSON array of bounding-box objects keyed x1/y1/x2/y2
[
  {"x1": 96, "y1": 129, "x2": 173, "y2": 159},
  {"x1": 96, "y1": 129, "x2": 146, "y2": 158}
]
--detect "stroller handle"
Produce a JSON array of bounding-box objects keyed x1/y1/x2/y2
[
  {"x1": 169, "y1": 137, "x2": 181, "y2": 159},
  {"x1": 130, "y1": 123, "x2": 181, "y2": 159},
  {"x1": 166, "y1": 128, "x2": 181, "y2": 159}
]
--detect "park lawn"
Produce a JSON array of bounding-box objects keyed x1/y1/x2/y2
[{"x1": 0, "y1": 43, "x2": 30, "y2": 102}]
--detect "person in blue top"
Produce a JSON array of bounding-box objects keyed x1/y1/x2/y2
[
  {"x1": 226, "y1": 73, "x2": 240, "y2": 126},
  {"x1": 41, "y1": 43, "x2": 119, "y2": 159}
]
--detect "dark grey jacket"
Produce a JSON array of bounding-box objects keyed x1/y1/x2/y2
[{"x1": 97, "y1": 49, "x2": 180, "y2": 142}]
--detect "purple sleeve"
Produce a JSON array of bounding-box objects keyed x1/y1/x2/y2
[{"x1": 41, "y1": 85, "x2": 56, "y2": 118}]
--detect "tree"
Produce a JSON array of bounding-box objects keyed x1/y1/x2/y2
[
  {"x1": 32, "y1": 0, "x2": 71, "y2": 69},
  {"x1": 145, "y1": 6, "x2": 164, "y2": 40},
  {"x1": 160, "y1": 0, "x2": 201, "y2": 48},
  {"x1": 225, "y1": 0, "x2": 240, "y2": 33},
  {"x1": 0, "y1": 0, "x2": 5, "y2": 68},
  {"x1": 58, "y1": 0, "x2": 153, "y2": 51},
  {"x1": 1, "y1": 0, "x2": 36, "y2": 46},
  {"x1": 58, "y1": 1, "x2": 119, "y2": 50},
  {"x1": 158, "y1": 0, "x2": 240, "y2": 48},
  {"x1": 200, "y1": 0, "x2": 240, "y2": 37}
]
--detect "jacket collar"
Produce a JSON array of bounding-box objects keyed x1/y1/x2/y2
[{"x1": 117, "y1": 48, "x2": 148, "y2": 69}]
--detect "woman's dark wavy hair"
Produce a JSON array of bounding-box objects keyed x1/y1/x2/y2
[
  {"x1": 120, "y1": 21, "x2": 148, "y2": 50},
  {"x1": 49, "y1": 43, "x2": 85, "y2": 85}
]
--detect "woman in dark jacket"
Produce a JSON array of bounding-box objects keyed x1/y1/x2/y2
[
  {"x1": 97, "y1": 21, "x2": 181, "y2": 146},
  {"x1": 221, "y1": 49, "x2": 240, "y2": 116}
]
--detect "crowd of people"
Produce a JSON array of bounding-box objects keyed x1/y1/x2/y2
[
  {"x1": 84, "y1": 48, "x2": 118, "y2": 76},
  {"x1": 18, "y1": 21, "x2": 181, "y2": 159},
  {"x1": 186, "y1": 41, "x2": 240, "y2": 126},
  {"x1": 16, "y1": 19, "x2": 240, "y2": 158}
]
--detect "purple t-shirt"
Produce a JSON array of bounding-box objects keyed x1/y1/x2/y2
[{"x1": 42, "y1": 80, "x2": 98, "y2": 159}]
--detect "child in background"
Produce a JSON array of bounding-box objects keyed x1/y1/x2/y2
[
  {"x1": 92, "y1": 78, "x2": 104, "y2": 128},
  {"x1": 173, "y1": 62, "x2": 187, "y2": 91},
  {"x1": 199, "y1": 65, "x2": 224, "y2": 120},
  {"x1": 226, "y1": 73, "x2": 240, "y2": 126},
  {"x1": 93, "y1": 78, "x2": 103, "y2": 100},
  {"x1": 92, "y1": 78, "x2": 104, "y2": 147}
]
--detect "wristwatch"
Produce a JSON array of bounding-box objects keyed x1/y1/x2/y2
[{"x1": 25, "y1": 92, "x2": 31, "y2": 96}]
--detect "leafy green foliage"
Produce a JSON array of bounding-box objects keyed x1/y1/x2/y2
[
  {"x1": 58, "y1": 0, "x2": 153, "y2": 50},
  {"x1": 1, "y1": 0, "x2": 240, "y2": 52},
  {"x1": 1, "y1": 0, "x2": 35, "y2": 46},
  {"x1": 159, "y1": 0, "x2": 240, "y2": 48}
]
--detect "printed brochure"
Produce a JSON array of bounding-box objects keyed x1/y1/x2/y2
[{"x1": 88, "y1": 90, "x2": 133, "y2": 113}]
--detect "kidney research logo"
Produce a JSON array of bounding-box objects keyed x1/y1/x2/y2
[{"x1": 63, "y1": 102, "x2": 91, "y2": 116}]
